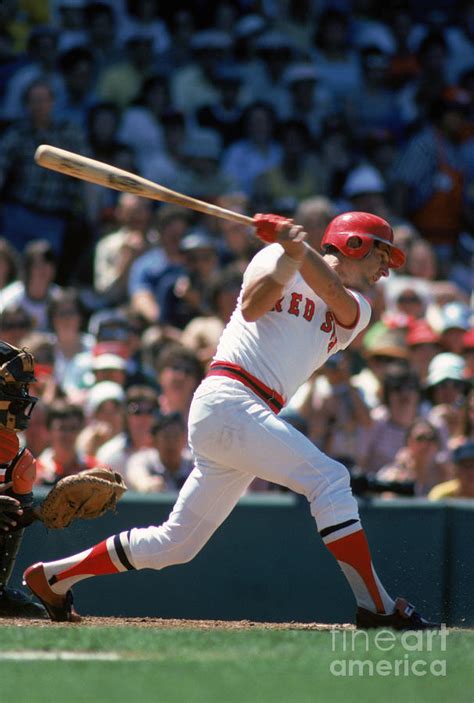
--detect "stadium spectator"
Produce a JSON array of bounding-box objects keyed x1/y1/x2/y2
[
  {"x1": 405, "y1": 320, "x2": 441, "y2": 385},
  {"x1": 94, "y1": 193, "x2": 155, "y2": 307},
  {"x1": 362, "y1": 366, "x2": 423, "y2": 473},
  {"x1": 280, "y1": 63, "x2": 333, "y2": 142},
  {"x1": 117, "y1": 73, "x2": 170, "y2": 171},
  {"x1": 195, "y1": 64, "x2": 246, "y2": 147},
  {"x1": 36, "y1": 400, "x2": 97, "y2": 484},
  {"x1": 222, "y1": 101, "x2": 282, "y2": 197},
  {"x1": 1, "y1": 26, "x2": 61, "y2": 121},
  {"x1": 0, "y1": 241, "x2": 61, "y2": 332},
  {"x1": 375, "y1": 419, "x2": 449, "y2": 497},
  {"x1": 96, "y1": 384, "x2": 160, "y2": 478},
  {"x1": 157, "y1": 231, "x2": 220, "y2": 330},
  {"x1": 154, "y1": 343, "x2": 203, "y2": 419},
  {"x1": 351, "y1": 323, "x2": 409, "y2": 409},
  {"x1": 0, "y1": 79, "x2": 87, "y2": 257},
  {"x1": 429, "y1": 439, "x2": 474, "y2": 499},
  {"x1": 126, "y1": 411, "x2": 193, "y2": 492},
  {"x1": 310, "y1": 8, "x2": 362, "y2": 110},
  {"x1": 181, "y1": 265, "x2": 243, "y2": 367},
  {"x1": 47, "y1": 287, "x2": 94, "y2": 398},
  {"x1": 424, "y1": 352, "x2": 470, "y2": 450},
  {"x1": 171, "y1": 30, "x2": 234, "y2": 114},
  {"x1": 180, "y1": 128, "x2": 237, "y2": 201},
  {"x1": 307, "y1": 350, "x2": 373, "y2": 468},
  {"x1": 254, "y1": 119, "x2": 326, "y2": 211},
  {"x1": 141, "y1": 109, "x2": 192, "y2": 193},
  {"x1": 55, "y1": 45, "x2": 98, "y2": 129},
  {"x1": 76, "y1": 380, "x2": 125, "y2": 457},
  {"x1": 128, "y1": 204, "x2": 191, "y2": 325},
  {"x1": 391, "y1": 88, "x2": 474, "y2": 264},
  {"x1": 97, "y1": 32, "x2": 159, "y2": 109},
  {"x1": 0, "y1": 307, "x2": 33, "y2": 349}
]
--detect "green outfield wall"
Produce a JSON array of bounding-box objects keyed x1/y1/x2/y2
[{"x1": 13, "y1": 493, "x2": 474, "y2": 626}]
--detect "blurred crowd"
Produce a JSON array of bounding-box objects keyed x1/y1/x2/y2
[{"x1": 0, "y1": 0, "x2": 473, "y2": 499}]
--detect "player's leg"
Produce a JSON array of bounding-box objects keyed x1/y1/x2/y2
[
  {"x1": 229, "y1": 401, "x2": 435, "y2": 627},
  {"x1": 24, "y1": 383, "x2": 256, "y2": 618}
]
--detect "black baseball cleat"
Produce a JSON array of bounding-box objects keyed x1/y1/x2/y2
[
  {"x1": 0, "y1": 586, "x2": 48, "y2": 618},
  {"x1": 23, "y1": 562, "x2": 81, "y2": 623},
  {"x1": 356, "y1": 597, "x2": 439, "y2": 630}
]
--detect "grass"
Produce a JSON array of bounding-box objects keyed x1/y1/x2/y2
[{"x1": 0, "y1": 625, "x2": 473, "y2": 703}]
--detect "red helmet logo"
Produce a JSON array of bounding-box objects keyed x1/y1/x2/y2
[{"x1": 321, "y1": 212, "x2": 405, "y2": 268}]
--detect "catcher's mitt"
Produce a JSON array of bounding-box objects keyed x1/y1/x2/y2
[{"x1": 38, "y1": 467, "x2": 127, "y2": 529}]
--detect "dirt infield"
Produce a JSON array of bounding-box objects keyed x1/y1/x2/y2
[{"x1": 1, "y1": 616, "x2": 354, "y2": 630}]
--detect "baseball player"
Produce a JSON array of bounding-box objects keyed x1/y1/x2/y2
[
  {"x1": 0, "y1": 341, "x2": 46, "y2": 617},
  {"x1": 24, "y1": 211, "x2": 435, "y2": 629}
]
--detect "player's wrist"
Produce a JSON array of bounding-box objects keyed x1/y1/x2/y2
[{"x1": 269, "y1": 250, "x2": 304, "y2": 286}]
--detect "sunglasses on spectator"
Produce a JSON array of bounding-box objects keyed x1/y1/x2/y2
[
  {"x1": 53, "y1": 307, "x2": 79, "y2": 317},
  {"x1": 389, "y1": 382, "x2": 419, "y2": 392},
  {"x1": 413, "y1": 433, "x2": 437, "y2": 442},
  {"x1": 372, "y1": 355, "x2": 400, "y2": 364},
  {"x1": 127, "y1": 402, "x2": 156, "y2": 415},
  {"x1": 398, "y1": 295, "x2": 421, "y2": 304},
  {"x1": 1, "y1": 320, "x2": 30, "y2": 329}
]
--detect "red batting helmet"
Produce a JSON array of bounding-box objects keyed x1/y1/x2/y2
[{"x1": 321, "y1": 212, "x2": 405, "y2": 268}]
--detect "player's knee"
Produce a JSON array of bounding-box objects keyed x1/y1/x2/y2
[{"x1": 308, "y1": 458, "x2": 357, "y2": 522}]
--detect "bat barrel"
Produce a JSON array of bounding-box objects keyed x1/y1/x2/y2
[{"x1": 34, "y1": 145, "x2": 254, "y2": 227}]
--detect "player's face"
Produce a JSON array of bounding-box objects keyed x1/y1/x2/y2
[{"x1": 341, "y1": 243, "x2": 391, "y2": 291}]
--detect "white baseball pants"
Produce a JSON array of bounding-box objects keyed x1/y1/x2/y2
[{"x1": 128, "y1": 377, "x2": 360, "y2": 570}]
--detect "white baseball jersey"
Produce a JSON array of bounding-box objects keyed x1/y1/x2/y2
[{"x1": 214, "y1": 243, "x2": 372, "y2": 402}]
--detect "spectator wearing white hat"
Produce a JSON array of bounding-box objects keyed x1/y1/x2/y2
[
  {"x1": 436, "y1": 301, "x2": 472, "y2": 355},
  {"x1": 425, "y1": 352, "x2": 471, "y2": 450},
  {"x1": 76, "y1": 380, "x2": 125, "y2": 457}
]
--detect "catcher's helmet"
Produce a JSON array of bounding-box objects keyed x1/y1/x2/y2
[
  {"x1": 321, "y1": 212, "x2": 405, "y2": 268},
  {"x1": 0, "y1": 341, "x2": 37, "y2": 431}
]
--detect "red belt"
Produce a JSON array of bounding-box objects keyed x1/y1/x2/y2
[{"x1": 207, "y1": 360, "x2": 284, "y2": 414}]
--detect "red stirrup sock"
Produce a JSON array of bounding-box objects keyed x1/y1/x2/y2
[
  {"x1": 43, "y1": 532, "x2": 135, "y2": 595},
  {"x1": 322, "y1": 524, "x2": 395, "y2": 614}
]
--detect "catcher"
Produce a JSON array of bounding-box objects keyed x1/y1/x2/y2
[{"x1": 0, "y1": 340, "x2": 127, "y2": 618}]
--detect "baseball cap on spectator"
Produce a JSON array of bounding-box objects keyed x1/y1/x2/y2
[
  {"x1": 406, "y1": 321, "x2": 439, "y2": 346},
  {"x1": 343, "y1": 165, "x2": 386, "y2": 198},
  {"x1": 425, "y1": 353, "x2": 466, "y2": 388},
  {"x1": 191, "y1": 30, "x2": 233, "y2": 51},
  {"x1": 92, "y1": 353, "x2": 127, "y2": 372},
  {"x1": 283, "y1": 63, "x2": 320, "y2": 85},
  {"x1": 180, "y1": 231, "x2": 217, "y2": 253},
  {"x1": 453, "y1": 440, "x2": 474, "y2": 464},
  {"x1": 362, "y1": 322, "x2": 408, "y2": 360},
  {"x1": 437, "y1": 302, "x2": 470, "y2": 333},
  {"x1": 86, "y1": 381, "x2": 125, "y2": 415}
]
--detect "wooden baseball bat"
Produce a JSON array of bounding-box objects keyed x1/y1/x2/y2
[{"x1": 34, "y1": 145, "x2": 254, "y2": 227}]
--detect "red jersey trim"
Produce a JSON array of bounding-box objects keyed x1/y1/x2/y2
[{"x1": 332, "y1": 291, "x2": 361, "y2": 329}]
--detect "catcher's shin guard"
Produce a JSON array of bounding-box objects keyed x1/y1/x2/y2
[{"x1": 0, "y1": 529, "x2": 47, "y2": 618}]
